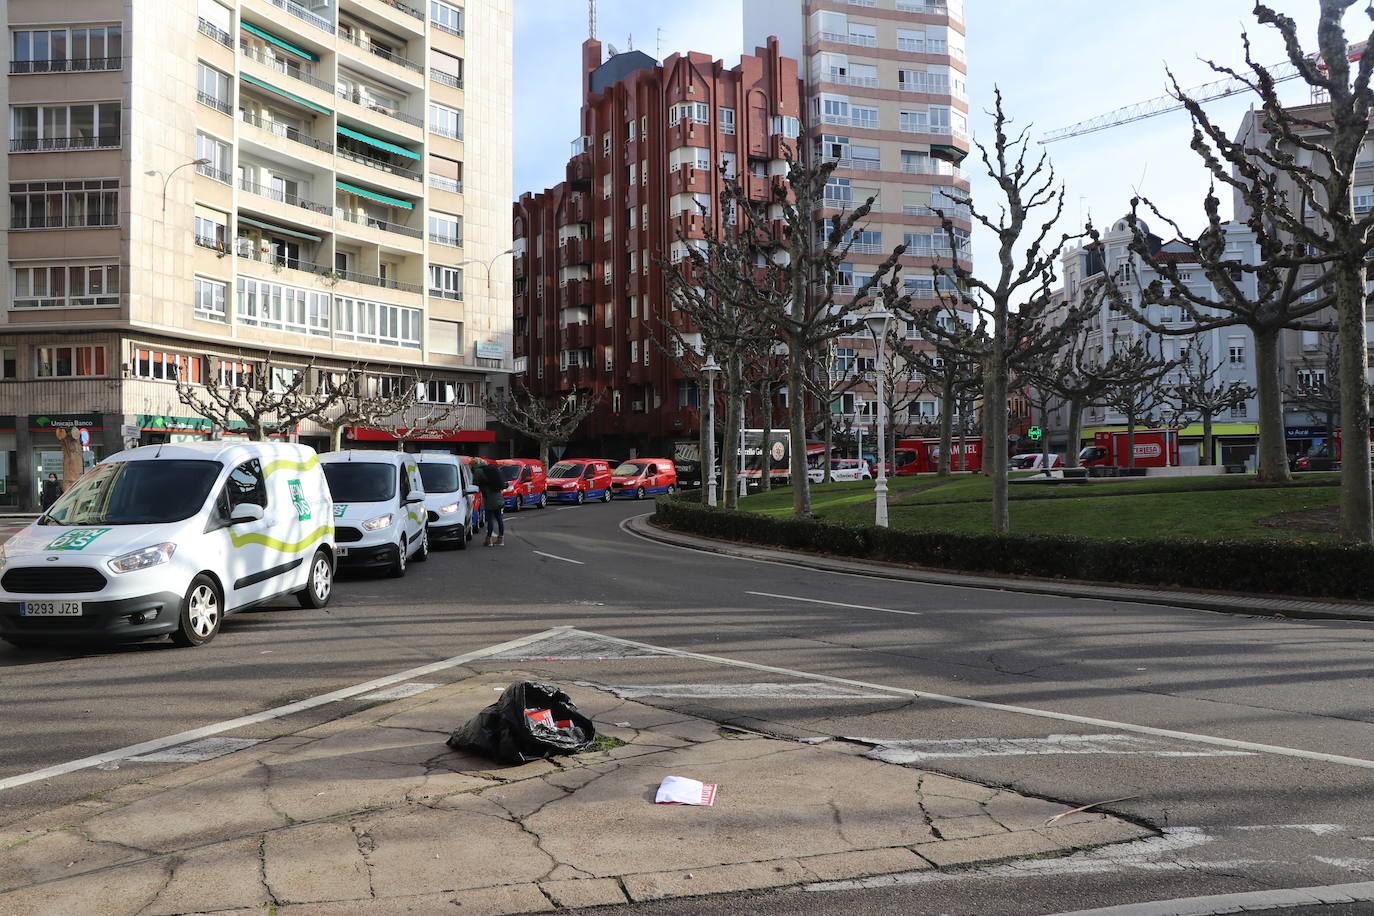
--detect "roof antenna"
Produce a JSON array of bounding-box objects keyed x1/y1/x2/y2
[
  {"x1": 627, "y1": 33, "x2": 633, "y2": 51},
  {"x1": 657, "y1": 28, "x2": 663, "y2": 60},
  {"x1": 587, "y1": 0, "x2": 596, "y2": 41}
]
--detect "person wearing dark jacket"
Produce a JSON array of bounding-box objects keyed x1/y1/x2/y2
[
  {"x1": 39, "y1": 473, "x2": 63, "y2": 510},
  {"x1": 471, "y1": 459, "x2": 506, "y2": 546}
]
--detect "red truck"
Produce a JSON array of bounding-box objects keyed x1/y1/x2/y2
[
  {"x1": 1332, "y1": 429, "x2": 1374, "y2": 462},
  {"x1": 1078, "y1": 430, "x2": 1181, "y2": 468},
  {"x1": 891, "y1": 438, "x2": 984, "y2": 475}
]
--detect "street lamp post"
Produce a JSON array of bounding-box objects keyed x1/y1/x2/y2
[
  {"x1": 702, "y1": 356, "x2": 720, "y2": 507},
  {"x1": 864, "y1": 308, "x2": 895, "y2": 528},
  {"x1": 145, "y1": 158, "x2": 212, "y2": 215},
  {"x1": 457, "y1": 247, "x2": 517, "y2": 292},
  {"x1": 738, "y1": 393, "x2": 749, "y2": 500}
]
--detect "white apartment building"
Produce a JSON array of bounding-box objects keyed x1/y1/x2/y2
[
  {"x1": 2, "y1": 0, "x2": 512, "y2": 509},
  {"x1": 744, "y1": 0, "x2": 971, "y2": 445}
]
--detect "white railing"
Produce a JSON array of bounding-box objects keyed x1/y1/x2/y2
[
  {"x1": 823, "y1": 156, "x2": 882, "y2": 171},
  {"x1": 901, "y1": 159, "x2": 963, "y2": 177},
  {"x1": 814, "y1": 31, "x2": 877, "y2": 47},
  {"x1": 830, "y1": 75, "x2": 879, "y2": 88},
  {"x1": 848, "y1": 242, "x2": 884, "y2": 254}
]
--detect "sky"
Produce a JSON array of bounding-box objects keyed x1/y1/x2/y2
[{"x1": 514, "y1": 2, "x2": 1356, "y2": 258}]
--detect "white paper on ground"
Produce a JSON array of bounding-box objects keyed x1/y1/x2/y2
[{"x1": 655, "y1": 775, "x2": 718, "y2": 806}]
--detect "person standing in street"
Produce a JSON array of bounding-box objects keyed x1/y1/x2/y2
[
  {"x1": 39, "y1": 472, "x2": 63, "y2": 511},
  {"x1": 471, "y1": 458, "x2": 506, "y2": 546}
]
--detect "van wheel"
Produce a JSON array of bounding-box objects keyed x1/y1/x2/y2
[
  {"x1": 414, "y1": 531, "x2": 430, "y2": 562},
  {"x1": 510, "y1": 496, "x2": 522, "y2": 513},
  {"x1": 537, "y1": 492, "x2": 548, "y2": 509},
  {"x1": 296, "y1": 550, "x2": 333, "y2": 609},
  {"x1": 601, "y1": 488, "x2": 612, "y2": 503},
  {"x1": 388, "y1": 541, "x2": 408, "y2": 578},
  {"x1": 576, "y1": 490, "x2": 585, "y2": 505},
  {"x1": 171, "y1": 575, "x2": 222, "y2": 647},
  {"x1": 456, "y1": 521, "x2": 470, "y2": 550},
  {"x1": 635, "y1": 486, "x2": 645, "y2": 500},
  {"x1": 667, "y1": 484, "x2": 677, "y2": 494}
]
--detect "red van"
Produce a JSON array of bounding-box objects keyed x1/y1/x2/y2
[
  {"x1": 545, "y1": 458, "x2": 614, "y2": 504},
  {"x1": 610, "y1": 458, "x2": 678, "y2": 499},
  {"x1": 494, "y1": 458, "x2": 547, "y2": 510}
]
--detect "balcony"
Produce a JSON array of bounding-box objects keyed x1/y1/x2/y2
[
  {"x1": 240, "y1": 43, "x2": 335, "y2": 93},
  {"x1": 368, "y1": 0, "x2": 423, "y2": 20},
  {"x1": 238, "y1": 177, "x2": 333, "y2": 216},
  {"x1": 558, "y1": 279, "x2": 591, "y2": 310},
  {"x1": 821, "y1": 155, "x2": 881, "y2": 172},
  {"x1": 197, "y1": 91, "x2": 233, "y2": 115},
  {"x1": 239, "y1": 110, "x2": 334, "y2": 153},
  {"x1": 560, "y1": 324, "x2": 594, "y2": 349},
  {"x1": 338, "y1": 29, "x2": 423, "y2": 74},
  {"x1": 259, "y1": 0, "x2": 335, "y2": 34},
  {"x1": 337, "y1": 144, "x2": 421, "y2": 181},
  {"x1": 812, "y1": 31, "x2": 877, "y2": 48},
  {"x1": 198, "y1": 18, "x2": 234, "y2": 46},
  {"x1": 10, "y1": 57, "x2": 122, "y2": 74},
  {"x1": 430, "y1": 68, "x2": 462, "y2": 90},
  {"x1": 336, "y1": 87, "x2": 423, "y2": 126},
  {"x1": 567, "y1": 152, "x2": 593, "y2": 188},
  {"x1": 333, "y1": 268, "x2": 422, "y2": 293},
  {"x1": 10, "y1": 135, "x2": 119, "y2": 153},
  {"x1": 335, "y1": 208, "x2": 423, "y2": 238},
  {"x1": 236, "y1": 245, "x2": 330, "y2": 277},
  {"x1": 428, "y1": 285, "x2": 463, "y2": 301},
  {"x1": 674, "y1": 210, "x2": 706, "y2": 239},
  {"x1": 557, "y1": 237, "x2": 589, "y2": 267},
  {"x1": 428, "y1": 173, "x2": 462, "y2": 193},
  {"x1": 427, "y1": 229, "x2": 463, "y2": 247},
  {"x1": 668, "y1": 166, "x2": 710, "y2": 196},
  {"x1": 566, "y1": 194, "x2": 590, "y2": 224},
  {"x1": 196, "y1": 161, "x2": 232, "y2": 183}
]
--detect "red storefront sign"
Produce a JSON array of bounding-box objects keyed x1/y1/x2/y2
[{"x1": 347, "y1": 427, "x2": 496, "y2": 443}]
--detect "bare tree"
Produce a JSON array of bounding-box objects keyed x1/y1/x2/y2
[
  {"x1": 313, "y1": 368, "x2": 425, "y2": 452},
  {"x1": 177, "y1": 357, "x2": 341, "y2": 441},
  {"x1": 1284, "y1": 332, "x2": 1346, "y2": 452},
  {"x1": 1100, "y1": 335, "x2": 1179, "y2": 469},
  {"x1": 905, "y1": 313, "x2": 983, "y2": 475},
  {"x1": 806, "y1": 337, "x2": 870, "y2": 483},
  {"x1": 1170, "y1": 346, "x2": 1257, "y2": 465},
  {"x1": 485, "y1": 384, "x2": 601, "y2": 470}
]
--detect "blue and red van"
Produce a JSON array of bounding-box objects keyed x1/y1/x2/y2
[
  {"x1": 493, "y1": 458, "x2": 547, "y2": 510},
  {"x1": 610, "y1": 459, "x2": 678, "y2": 499},
  {"x1": 545, "y1": 458, "x2": 614, "y2": 504}
]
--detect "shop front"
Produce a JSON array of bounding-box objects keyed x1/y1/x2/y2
[
  {"x1": 27, "y1": 414, "x2": 104, "y2": 510},
  {"x1": 345, "y1": 427, "x2": 497, "y2": 455}
]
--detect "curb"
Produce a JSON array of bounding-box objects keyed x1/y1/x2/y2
[{"x1": 624, "y1": 515, "x2": 1374, "y2": 623}]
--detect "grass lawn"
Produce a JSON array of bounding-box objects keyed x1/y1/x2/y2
[{"x1": 739, "y1": 473, "x2": 1345, "y2": 541}]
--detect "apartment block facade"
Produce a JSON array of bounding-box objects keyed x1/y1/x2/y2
[
  {"x1": 745, "y1": 0, "x2": 972, "y2": 443},
  {"x1": 512, "y1": 38, "x2": 801, "y2": 457},
  {"x1": 2, "y1": 0, "x2": 512, "y2": 509}
]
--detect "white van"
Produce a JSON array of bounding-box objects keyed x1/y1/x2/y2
[
  {"x1": 320, "y1": 451, "x2": 428, "y2": 577},
  {"x1": 0, "y1": 441, "x2": 335, "y2": 649},
  {"x1": 414, "y1": 454, "x2": 480, "y2": 550}
]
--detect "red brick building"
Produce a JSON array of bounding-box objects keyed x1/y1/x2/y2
[{"x1": 512, "y1": 39, "x2": 802, "y2": 457}]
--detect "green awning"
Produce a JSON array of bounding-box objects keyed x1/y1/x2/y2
[
  {"x1": 239, "y1": 73, "x2": 332, "y2": 115},
  {"x1": 237, "y1": 215, "x2": 322, "y2": 242},
  {"x1": 335, "y1": 180, "x2": 414, "y2": 210},
  {"x1": 336, "y1": 125, "x2": 420, "y2": 160},
  {"x1": 241, "y1": 22, "x2": 318, "y2": 61}
]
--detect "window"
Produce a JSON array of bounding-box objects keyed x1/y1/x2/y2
[
  {"x1": 222, "y1": 459, "x2": 268, "y2": 512},
  {"x1": 770, "y1": 115, "x2": 800, "y2": 138},
  {"x1": 196, "y1": 63, "x2": 231, "y2": 113},
  {"x1": 11, "y1": 26, "x2": 122, "y2": 72},
  {"x1": 1297, "y1": 368, "x2": 1327, "y2": 389},
  {"x1": 1228, "y1": 337, "x2": 1246, "y2": 366},
  {"x1": 35, "y1": 345, "x2": 106, "y2": 378},
  {"x1": 602, "y1": 131, "x2": 611, "y2": 155},
  {"x1": 428, "y1": 153, "x2": 462, "y2": 193},
  {"x1": 419, "y1": 379, "x2": 456, "y2": 404},
  {"x1": 847, "y1": 22, "x2": 877, "y2": 46},
  {"x1": 429, "y1": 263, "x2": 463, "y2": 299},
  {"x1": 194, "y1": 277, "x2": 227, "y2": 322},
  {"x1": 824, "y1": 176, "x2": 853, "y2": 205},
  {"x1": 428, "y1": 102, "x2": 463, "y2": 139},
  {"x1": 602, "y1": 173, "x2": 612, "y2": 198},
  {"x1": 430, "y1": 0, "x2": 463, "y2": 35},
  {"x1": 428, "y1": 211, "x2": 462, "y2": 246},
  {"x1": 13, "y1": 264, "x2": 119, "y2": 308},
  {"x1": 1229, "y1": 403, "x2": 1249, "y2": 419},
  {"x1": 851, "y1": 105, "x2": 879, "y2": 130},
  {"x1": 195, "y1": 132, "x2": 230, "y2": 182},
  {"x1": 10, "y1": 102, "x2": 121, "y2": 151},
  {"x1": 626, "y1": 120, "x2": 636, "y2": 142},
  {"x1": 334, "y1": 296, "x2": 423, "y2": 348},
  {"x1": 10, "y1": 179, "x2": 118, "y2": 229},
  {"x1": 132, "y1": 348, "x2": 203, "y2": 383},
  {"x1": 430, "y1": 49, "x2": 463, "y2": 89},
  {"x1": 668, "y1": 146, "x2": 710, "y2": 173},
  {"x1": 899, "y1": 110, "x2": 928, "y2": 133},
  {"x1": 896, "y1": 28, "x2": 924, "y2": 53},
  {"x1": 429, "y1": 318, "x2": 462, "y2": 354},
  {"x1": 668, "y1": 102, "x2": 709, "y2": 126},
  {"x1": 236, "y1": 278, "x2": 330, "y2": 336},
  {"x1": 1355, "y1": 186, "x2": 1373, "y2": 212},
  {"x1": 194, "y1": 209, "x2": 227, "y2": 250},
  {"x1": 719, "y1": 107, "x2": 736, "y2": 135}
]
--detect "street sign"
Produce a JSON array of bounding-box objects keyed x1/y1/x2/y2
[
  {"x1": 1027, "y1": 426, "x2": 1043, "y2": 442},
  {"x1": 120, "y1": 424, "x2": 140, "y2": 438},
  {"x1": 77, "y1": 428, "x2": 90, "y2": 446}
]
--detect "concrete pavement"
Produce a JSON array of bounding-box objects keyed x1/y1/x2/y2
[{"x1": 0, "y1": 670, "x2": 1146, "y2": 915}]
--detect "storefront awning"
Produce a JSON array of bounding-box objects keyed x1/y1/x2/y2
[
  {"x1": 337, "y1": 125, "x2": 419, "y2": 160},
  {"x1": 335, "y1": 180, "x2": 414, "y2": 210},
  {"x1": 239, "y1": 73, "x2": 332, "y2": 115},
  {"x1": 241, "y1": 22, "x2": 318, "y2": 61},
  {"x1": 237, "y1": 215, "x2": 322, "y2": 242},
  {"x1": 348, "y1": 427, "x2": 496, "y2": 443}
]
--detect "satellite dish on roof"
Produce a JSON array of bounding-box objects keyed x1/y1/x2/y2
[{"x1": 607, "y1": 43, "x2": 620, "y2": 56}]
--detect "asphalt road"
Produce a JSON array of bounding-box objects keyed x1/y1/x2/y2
[{"x1": 2, "y1": 498, "x2": 1372, "y2": 915}]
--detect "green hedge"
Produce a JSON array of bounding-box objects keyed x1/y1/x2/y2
[{"x1": 653, "y1": 496, "x2": 1374, "y2": 602}]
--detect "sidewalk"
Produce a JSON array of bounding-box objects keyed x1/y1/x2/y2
[
  {"x1": 627, "y1": 516, "x2": 1374, "y2": 623},
  {"x1": 0, "y1": 672, "x2": 1147, "y2": 915}
]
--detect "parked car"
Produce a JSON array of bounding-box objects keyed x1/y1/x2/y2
[
  {"x1": 610, "y1": 459, "x2": 678, "y2": 499},
  {"x1": 494, "y1": 459, "x2": 547, "y2": 510},
  {"x1": 321, "y1": 451, "x2": 429, "y2": 577},
  {"x1": 457, "y1": 457, "x2": 485, "y2": 533},
  {"x1": 415, "y1": 454, "x2": 481, "y2": 549},
  {"x1": 1010, "y1": 453, "x2": 1064, "y2": 471},
  {"x1": 807, "y1": 458, "x2": 873, "y2": 483},
  {"x1": 0, "y1": 441, "x2": 335, "y2": 648},
  {"x1": 545, "y1": 458, "x2": 614, "y2": 504}
]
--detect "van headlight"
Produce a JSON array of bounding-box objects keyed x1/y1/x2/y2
[
  {"x1": 362, "y1": 513, "x2": 393, "y2": 531},
  {"x1": 108, "y1": 543, "x2": 176, "y2": 574},
  {"x1": 438, "y1": 502, "x2": 461, "y2": 515}
]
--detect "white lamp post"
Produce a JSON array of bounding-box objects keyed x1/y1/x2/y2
[
  {"x1": 864, "y1": 308, "x2": 895, "y2": 528},
  {"x1": 457, "y1": 247, "x2": 516, "y2": 292},
  {"x1": 738, "y1": 393, "x2": 749, "y2": 499},
  {"x1": 702, "y1": 356, "x2": 720, "y2": 507}
]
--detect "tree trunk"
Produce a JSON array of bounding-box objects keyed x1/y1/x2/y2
[
  {"x1": 958, "y1": 396, "x2": 970, "y2": 472},
  {"x1": 1064, "y1": 397, "x2": 1084, "y2": 468},
  {"x1": 1040, "y1": 400, "x2": 1052, "y2": 467},
  {"x1": 538, "y1": 438, "x2": 551, "y2": 471},
  {"x1": 1253, "y1": 327, "x2": 1292, "y2": 483},
  {"x1": 986, "y1": 349, "x2": 1009, "y2": 534},
  {"x1": 937, "y1": 384, "x2": 955, "y2": 476},
  {"x1": 254, "y1": 421, "x2": 269, "y2": 441},
  {"x1": 1126, "y1": 416, "x2": 1137, "y2": 469},
  {"x1": 1334, "y1": 259, "x2": 1373, "y2": 542},
  {"x1": 54, "y1": 429, "x2": 85, "y2": 493},
  {"x1": 329, "y1": 425, "x2": 344, "y2": 452},
  {"x1": 787, "y1": 339, "x2": 811, "y2": 516},
  {"x1": 1201, "y1": 412, "x2": 1214, "y2": 467},
  {"x1": 759, "y1": 379, "x2": 773, "y2": 492}
]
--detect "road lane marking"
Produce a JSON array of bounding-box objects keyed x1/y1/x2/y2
[
  {"x1": 584, "y1": 682, "x2": 902, "y2": 700},
  {"x1": 858, "y1": 734, "x2": 1253, "y2": 762},
  {"x1": 548, "y1": 627, "x2": 1374, "y2": 772},
  {"x1": 1043, "y1": 879, "x2": 1374, "y2": 916},
  {"x1": 129, "y1": 737, "x2": 264, "y2": 764},
  {"x1": 747, "y1": 590, "x2": 923, "y2": 615},
  {"x1": 532, "y1": 550, "x2": 584, "y2": 565},
  {"x1": 360, "y1": 682, "x2": 440, "y2": 701},
  {"x1": 0, "y1": 628, "x2": 568, "y2": 793}
]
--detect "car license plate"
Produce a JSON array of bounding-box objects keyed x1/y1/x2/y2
[
  {"x1": 20, "y1": 601, "x2": 83, "y2": 617},
  {"x1": 336, "y1": 547, "x2": 350, "y2": 557}
]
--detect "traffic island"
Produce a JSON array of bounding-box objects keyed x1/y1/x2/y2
[{"x1": 0, "y1": 674, "x2": 1149, "y2": 915}]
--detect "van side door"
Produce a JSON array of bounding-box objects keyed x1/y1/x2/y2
[{"x1": 216, "y1": 458, "x2": 280, "y2": 608}]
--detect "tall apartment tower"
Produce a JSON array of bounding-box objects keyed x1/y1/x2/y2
[
  {"x1": 744, "y1": 0, "x2": 973, "y2": 441},
  {"x1": 2, "y1": 0, "x2": 512, "y2": 509},
  {"x1": 512, "y1": 39, "x2": 801, "y2": 457}
]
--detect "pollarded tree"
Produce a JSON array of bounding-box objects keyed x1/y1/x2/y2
[
  {"x1": 904, "y1": 308, "x2": 984, "y2": 475},
  {"x1": 177, "y1": 356, "x2": 342, "y2": 441},
  {"x1": 1170, "y1": 345, "x2": 1257, "y2": 465},
  {"x1": 312, "y1": 368, "x2": 427, "y2": 452},
  {"x1": 1099, "y1": 334, "x2": 1179, "y2": 469},
  {"x1": 484, "y1": 384, "x2": 601, "y2": 470}
]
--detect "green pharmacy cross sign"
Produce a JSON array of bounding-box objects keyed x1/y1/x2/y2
[{"x1": 1026, "y1": 426, "x2": 1043, "y2": 442}]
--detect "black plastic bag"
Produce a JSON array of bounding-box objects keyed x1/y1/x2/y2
[{"x1": 447, "y1": 680, "x2": 596, "y2": 764}]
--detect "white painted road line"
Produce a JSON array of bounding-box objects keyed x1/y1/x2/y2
[
  {"x1": 549, "y1": 627, "x2": 1374, "y2": 772},
  {"x1": 746, "y1": 591, "x2": 924, "y2": 616},
  {"x1": 532, "y1": 550, "x2": 584, "y2": 565},
  {"x1": 0, "y1": 628, "x2": 567, "y2": 793},
  {"x1": 584, "y1": 681, "x2": 902, "y2": 700},
  {"x1": 1045, "y1": 879, "x2": 1374, "y2": 916},
  {"x1": 857, "y1": 734, "x2": 1253, "y2": 762}
]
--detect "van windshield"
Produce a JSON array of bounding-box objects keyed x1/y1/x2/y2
[
  {"x1": 613, "y1": 462, "x2": 648, "y2": 477},
  {"x1": 548, "y1": 463, "x2": 580, "y2": 479},
  {"x1": 323, "y1": 463, "x2": 397, "y2": 502},
  {"x1": 417, "y1": 463, "x2": 459, "y2": 494},
  {"x1": 42, "y1": 459, "x2": 221, "y2": 526},
  {"x1": 498, "y1": 465, "x2": 522, "y2": 483}
]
